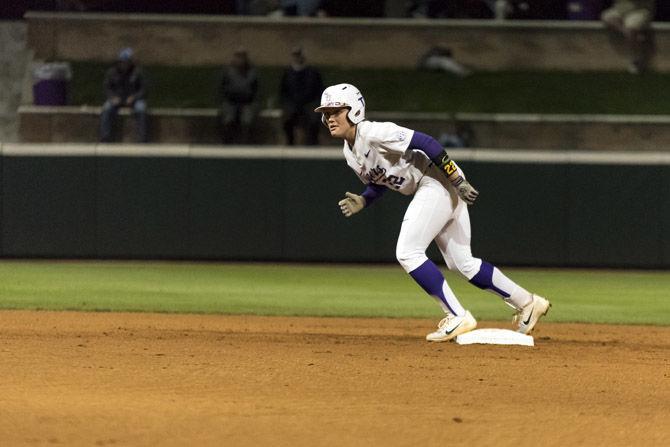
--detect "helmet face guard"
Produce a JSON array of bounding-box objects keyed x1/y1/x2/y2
[{"x1": 314, "y1": 83, "x2": 365, "y2": 126}]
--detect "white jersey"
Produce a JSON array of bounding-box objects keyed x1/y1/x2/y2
[{"x1": 342, "y1": 120, "x2": 455, "y2": 195}]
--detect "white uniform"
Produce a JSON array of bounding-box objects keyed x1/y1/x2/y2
[
  {"x1": 343, "y1": 121, "x2": 455, "y2": 195},
  {"x1": 322, "y1": 84, "x2": 538, "y2": 327},
  {"x1": 343, "y1": 120, "x2": 479, "y2": 281}
]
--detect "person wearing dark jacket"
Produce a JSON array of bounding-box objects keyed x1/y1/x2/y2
[
  {"x1": 99, "y1": 47, "x2": 148, "y2": 143},
  {"x1": 219, "y1": 48, "x2": 259, "y2": 144},
  {"x1": 602, "y1": 0, "x2": 656, "y2": 74},
  {"x1": 279, "y1": 47, "x2": 324, "y2": 145}
]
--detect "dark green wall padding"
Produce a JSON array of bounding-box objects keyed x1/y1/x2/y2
[{"x1": 2, "y1": 155, "x2": 668, "y2": 267}]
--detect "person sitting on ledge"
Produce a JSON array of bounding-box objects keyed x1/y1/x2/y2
[{"x1": 99, "y1": 47, "x2": 149, "y2": 143}]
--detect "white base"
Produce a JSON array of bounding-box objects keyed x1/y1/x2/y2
[{"x1": 455, "y1": 328, "x2": 534, "y2": 347}]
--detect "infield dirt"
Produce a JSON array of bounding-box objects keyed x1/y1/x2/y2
[{"x1": 0, "y1": 311, "x2": 668, "y2": 446}]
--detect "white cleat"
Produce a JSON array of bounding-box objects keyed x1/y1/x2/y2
[
  {"x1": 426, "y1": 311, "x2": 477, "y2": 342},
  {"x1": 514, "y1": 294, "x2": 551, "y2": 335}
]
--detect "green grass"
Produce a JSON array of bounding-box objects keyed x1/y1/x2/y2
[
  {"x1": 69, "y1": 61, "x2": 670, "y2": 114},
  {"x1": 0, "y1": 261, "x2": 668, "y2": 325}
]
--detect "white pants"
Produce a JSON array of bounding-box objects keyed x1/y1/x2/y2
[{"x1": 396, "y1": 176, "x2": 482, "y2": 278}]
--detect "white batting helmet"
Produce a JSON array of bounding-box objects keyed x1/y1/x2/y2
[{"x1": 314, "y1": 83, "x2": 366, "y2": 125}]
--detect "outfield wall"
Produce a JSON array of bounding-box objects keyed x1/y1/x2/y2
[{"x1": 1, "y1": 143, "x2": 668, "y2": 268}]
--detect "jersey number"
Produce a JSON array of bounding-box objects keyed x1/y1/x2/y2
[{"x1": 444, "y1": 160, "x2": 457, "y2": 176}]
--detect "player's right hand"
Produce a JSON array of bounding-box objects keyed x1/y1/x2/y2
[
  {"x1": 456, "y1": 179, "x2": 479, "y2": 205},
  {"x1": 338, "y1": 192, "x2": 366, "y2": 217}
]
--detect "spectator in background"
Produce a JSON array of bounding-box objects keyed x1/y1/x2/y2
[
  {"x1": 492, "y1": 0, "x2": 511, "y2": 19},
  {"x1": 219, "y1": 48, "x2": 259, "y2": 144},
  {"x1": 99, "y1": 48, "x2": 148, "y2": 143},
  {"x1": 602, "y1": 0, "x2": 656, "y2": 73},
  {"x1": 418, "y1": 46, "x2": 472, "y2": 77},
  {"x1": 279, "y1": 46, "x2": 324, "y2": 145},
  {"x1": 438, "y1": 121, "x2": 475, "y2": 148}
]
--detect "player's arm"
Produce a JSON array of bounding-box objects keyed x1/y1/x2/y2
[
  {"x1": 409, "y1": 131, "x2": 479, "y2": 205},
  {"x1": 338, "y1": 183, "x2": 386, "y2": 217}
]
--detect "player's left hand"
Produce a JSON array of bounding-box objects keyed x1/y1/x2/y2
[
  {"x1": 338, "y1": 192, "x2": 366, "y2": 217},
  {"x1": 456, "y1": 179, "x2": 479, "y2": 205}
]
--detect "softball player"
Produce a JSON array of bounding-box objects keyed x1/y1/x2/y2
[{"x1": 315, "y1": 83, "x2": 550, "y2": 342}]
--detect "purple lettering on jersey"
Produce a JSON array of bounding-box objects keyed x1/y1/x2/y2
[
  {"x1": 387, "y1": 175, "x2": 405, "y2": 188},
  {"x1": 361, "y1": 183, "x2": 387, "y2": 207},
  {"x1": 365, "y1": 165, "x2": 406, "y2": 190},
  {"x1": 367, "y1": 165, "x2": 387, "y2": 183},
  {"x1": 409, "y1": 131, "x2": 443, "y2": 159}
]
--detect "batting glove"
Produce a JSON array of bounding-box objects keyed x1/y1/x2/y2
[
  {"x1": 452, "y1": 177, "x2": 479, "y2": 205},
  {"x1": 338, "y1": 192, "x2": 366, "y2": 217}
]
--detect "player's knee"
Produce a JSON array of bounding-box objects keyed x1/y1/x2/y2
[
  {"x1": 451, "y1": 255, "x2": 480, "y2": 279},
  {"x1": 396, "y1": 247, "x2": 426, "y2": 273}
]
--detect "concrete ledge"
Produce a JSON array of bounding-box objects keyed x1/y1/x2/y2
[
  {"x1": 18, "y1": 105, "x2": 291, "y2": 145},
  {"x1": 4, "y1": 142, "x2": 670, "y2": 166},
  {"x1": 18, "y1": 105, "x2": 670, "y2": 151},
  {"x1": 24, "y1": 12, "x2": 670, "y2": 70},
  {"x1": 447, "y1": 114, "x2": 670, "y2": 151}
]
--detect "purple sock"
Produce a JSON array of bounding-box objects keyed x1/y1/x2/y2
[
  {"x1": 469, "y1": 261, "x2": 533, "y2": 309},
  {"x1": 409, "y1": 260, "x2": 465, "y2": 316},
  {"x1": 469, "y1": 261, "x2": 510, "y2": 297}
]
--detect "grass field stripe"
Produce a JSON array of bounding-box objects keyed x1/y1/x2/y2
[{"x1": 0, "y1": 261, "x2": 668, "y2": 324}]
